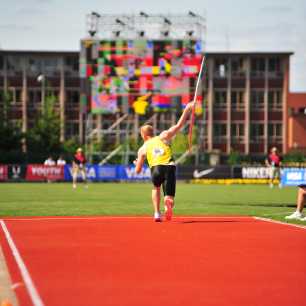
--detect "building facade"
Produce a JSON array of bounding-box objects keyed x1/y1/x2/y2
[
  {"x1": 0, "y1": 50, "x2": 80, "y2": 143},
  {"x1": 0, "y1": 50, "x2": 293, "y2": 155},
  {"x1": 288, "y1": 92, "x2": 306, "y2": 150}
]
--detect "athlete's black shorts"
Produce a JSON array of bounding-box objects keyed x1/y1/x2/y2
[{"x1": 150, "y1": 165, "x2": 176, "y2": 197}]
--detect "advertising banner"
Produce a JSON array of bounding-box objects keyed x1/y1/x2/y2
[
  {"x1": 0, "y1": 165, "x2": 8, "y2": 181},
  {"x1": 8, "y1": 165, "x2": 27, "y2": 181},
  {"x1": 64, "y1": 165, "x2": 151, "y2": 181},
  {"x1": 117, "y1": 165, "x2": 151, "y2": 181},
  {"x1": 281, "y1": 168, "x2": 306, "y2": 186},
  {"x1": 26, "y1": 165, "x2": 64, "y2": 181},
  {"x1": 241, "y1": 167, "x2": 271, "y2": 179},
  {"x1": 97, "y1": 165, "x2": 118, "y2": 180},
  {"x1": 64, "y1": 165, "x2": 98, "y2": 181},
  {"x1": 178, "y1": 166, "x2": 232, "y2": 180}
]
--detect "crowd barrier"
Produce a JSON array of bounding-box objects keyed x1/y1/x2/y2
[{"x1": 0, "y1": 164, "x2": 305, "y2": 186}]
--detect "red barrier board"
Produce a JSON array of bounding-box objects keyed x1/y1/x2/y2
[
  {"x1": 26, "y1": 164, "x2": 64, "y2": 181},
  {"x1": 0, "y1": 165, "x2": 8, "y2": 181}
]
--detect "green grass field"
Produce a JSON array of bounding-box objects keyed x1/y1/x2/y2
[{"x1": 0, "y1": 182, "x2": 304, "y2": 225}]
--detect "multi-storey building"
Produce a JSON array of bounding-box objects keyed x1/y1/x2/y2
[
  {"x1": 0, "y1": 50, "x2": 293, "y2": 155},
  {"x1": 288, "y1": 92, "x2": 306, "y2": 150},
  {"x1": 0, "y1": 50, "x2": 80, "y2": 142},
  {"x1": 205, "y1": 52, "x2": 291, "y2": 154}
]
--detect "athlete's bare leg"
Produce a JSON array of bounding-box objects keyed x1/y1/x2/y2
[
  {"x1": 164, "y1": 195, "x2": 174, "y2": 221},
  {"x1": 152, "y1": 186, "x2": 161, "y2": 216},
  {"x1": 72, "y1": 167, "x2": 78, "y2": 188},
  {"x1": 297, "y1": 187, "x2": 306, "y2": 213}
]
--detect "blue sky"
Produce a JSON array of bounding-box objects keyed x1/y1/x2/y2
[{"x1": 0, "y1": 0, "x2": 305, "y2": 92}]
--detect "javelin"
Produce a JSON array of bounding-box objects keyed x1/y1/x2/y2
[{"x1": 188, "y1": 55, "x2": 206, "y2": 152}]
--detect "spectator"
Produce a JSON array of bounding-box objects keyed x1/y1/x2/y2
[
  {"x1": 265, "y1": 147, "x2": 282, "y2": 188},
  {"x1": 57, "y1": 155, "x2": 66, "y2": 166},
  {"x1": 44, "y1": 156, "x2": 55, "y2": 166},
  {"x1": 72, "y1": 148, "x2": 88, "y2": 189}
]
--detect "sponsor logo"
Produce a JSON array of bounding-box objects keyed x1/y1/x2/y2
[
  {"x1": 68, "y1": 166, "x2": 96, "y2": 179},
  {"x1": 125, "y1": 166, "x2": 151, "y2": 179},
  {"x1": 98, "y1": 166, "x2": 117, "y2": 179},
  {"x1": 193, "y1": 168, "x2": 214, "y2": 178},
  {"x1": 0, "y1": 166, "x2": 8, "y2": 180},
  {"x1": 11, "y1": 166, "x2": 21, "y2": 179},
  {"x1": 242, "y1": 167, "x2": 270, "y2": 179},
  {"x1": 31, "y1": 166, "x2": 62, "y2": 176},
  {"x1": 286, "y1": 172, "x2": 302, "y2": 181}
]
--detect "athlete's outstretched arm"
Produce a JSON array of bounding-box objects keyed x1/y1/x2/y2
[
  {"x1": 160, "y1": 101, "x2": 195, "y2": 141},
  {"x1": 134, "y1": 149, "x2": 146, "y2": 174}
]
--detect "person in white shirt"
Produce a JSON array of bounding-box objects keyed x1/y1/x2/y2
[
  {"x1": 57, "y1": 156, "x2": 66, "y2": 166},
  {"x1": 44, "y1": 156, "x2": 55, "y2": 166}
]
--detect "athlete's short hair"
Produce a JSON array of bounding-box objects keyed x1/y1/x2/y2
[{"x1": 140, "y1": 125, "x2": 154, "y2": 137}]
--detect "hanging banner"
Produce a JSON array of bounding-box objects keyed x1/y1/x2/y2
[
  {"x1": 0, "y1": 165, "x2": 8, "y2": 181},
  {"x1": 8, "y1": 165, "x2": 27, "y2": 181},
  {"x1": 26, "y1": 165, "x2": 64, "y2": 181},
  {"x1": 281, "y1": 168, "x2": 306, "y2": 186}
]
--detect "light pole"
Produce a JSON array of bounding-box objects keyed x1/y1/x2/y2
[{"x1": 37, "y1": 74, "x2": 45, "y2": 113}]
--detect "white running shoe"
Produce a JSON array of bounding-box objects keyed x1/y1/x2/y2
[
  {"x1": 285, "y1": 211, "x2": 305, "y2": 220},
  {"x1": 154, "y1": 212, "x2": 162, "y2": 222}
]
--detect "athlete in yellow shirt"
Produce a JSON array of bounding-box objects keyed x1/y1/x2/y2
[{"x1": 134, "y1": 101, "x2": 195, "y2": 222}]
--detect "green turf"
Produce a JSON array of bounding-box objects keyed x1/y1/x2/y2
[{"x1": 0, "y1": 183, "x2": 304, "y2": 225}]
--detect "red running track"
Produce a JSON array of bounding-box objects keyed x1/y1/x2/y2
[{"x1": 0, "y1": 216, "x2": 306, "y2": 306}]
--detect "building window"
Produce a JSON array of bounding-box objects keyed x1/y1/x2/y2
[
  {"x1": 251, "y1": 57, "x2": 265, "y2": 77},
  {"x1": 66, "y1": 90, "x2": 80, "y2": 105},
  {"x1": 0, "y1": 56, "x2": 3, "y2": 71},
  {"x1": 65, "y1": 122, "x2": 79, "y2": 138},
  {"x1": 268, "y1": 123, "x2": 282, "y2": 137},
  {"x1": 231, "y1": 57, "x2": 245, "y2": 77},
  {"x1": 213, "y1": 123, "x2": 227, "y2": 137},
  {"x1": 268, "y1": 90, "x2": 282, "y2": 110},
  {"x1": 251, "y1": 90, "x2": 264, "y2": 109},
  {"x1": 231, "y1": 123, "x2": 244, "y2": 144},
  {"x1": 65, "y1": 56, "x2": 79, "y2": 71},
  {"x1": 250, "y1": 123, "x2": 264, "y2": 142},
  {"x1": 231, "y1": 123, "x2": 245, "y2": 137},
  {"x1": 43, "y1": 58, "x2": 60, "y2": 76},
  {"x1": 214, "y1": 58, "x2": 228, "y2": 78},
  {"x1": 214, "y1": 90, "x2": 227, "y2": 109},
  {"x1": 213, "y1": 123, "x2": 227, "y2": 143},
  {"x1": 29, "y1": 58, "x2": 43, "y2": 75},
  {"x1": 7, "y1": 56, "x2": 23, "y2": 76},
  {"x1": 268, "y1": 57, "x2": 281, "y2": 71},
  {"x1": 231, "y1": 90, "x2": 245, "y2": 110},
  {"x1": 28, "y1": 89, "x2": 42, "y2": 106}
]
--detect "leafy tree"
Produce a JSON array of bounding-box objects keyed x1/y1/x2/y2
[
  {"x1": 26, "y1": 94, "x2": 61, "y2": 159},
  {"x1": 227, "y1": 149, "x2": 241, "y2": 165},
  {"x1": 0, "y1": 91, "x2": 24, "y2": 163}
]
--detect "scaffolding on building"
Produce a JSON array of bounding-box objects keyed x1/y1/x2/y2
[{"x1": 82, "y1": 12, "x2": 207, "y2": 165}]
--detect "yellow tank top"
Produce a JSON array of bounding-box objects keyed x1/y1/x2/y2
[{"x1": 145, "y1": 136, "x2": 172, "y2": 168}]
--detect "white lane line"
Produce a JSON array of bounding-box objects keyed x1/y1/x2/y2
[
  {"x1": 254, "y1": 217, "x2": 306, "y2": 231},
  {"x1": 0, "y1": 220, "x2": 44, "y2": 306},
  {"x1": 1, "y1": 216, "x2": 254, "y2": 222}
]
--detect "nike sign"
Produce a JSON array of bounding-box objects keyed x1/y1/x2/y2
[{"x1": 193, "y1": 168, "x2": 215, "y2": 178}]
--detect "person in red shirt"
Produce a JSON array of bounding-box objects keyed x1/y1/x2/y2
[
  {"x1": 265, "y1": 147, "x2": 283, "y2": 188},
  {"x1": 72, "y1": 148, "x2": 88, "y2": 189}
]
